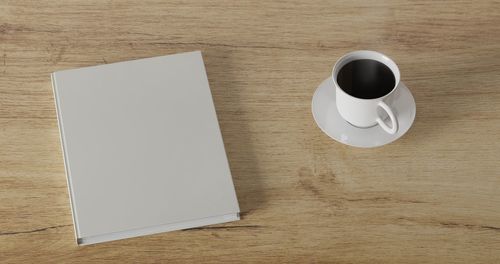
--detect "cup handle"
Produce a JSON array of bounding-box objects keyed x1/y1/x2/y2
[{"x1": 376, "y1": 101, "x2": 398, "y2": 135}]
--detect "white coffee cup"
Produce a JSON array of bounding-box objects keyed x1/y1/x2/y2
[{"x1": 333, "y1": 50, "x2": 400, "y2": 134}]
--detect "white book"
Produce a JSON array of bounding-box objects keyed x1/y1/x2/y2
[{"x1": 52, "y1": 51, "x2": 240, "y2": 245}]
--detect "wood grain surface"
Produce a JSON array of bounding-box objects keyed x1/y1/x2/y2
[{"x1": 1, "y1": 0, "x2": 499, "y2": 263}]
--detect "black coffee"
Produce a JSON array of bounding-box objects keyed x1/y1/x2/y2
[{"x1": 336, "y1": 59, "x2": 395, "y2": 99}]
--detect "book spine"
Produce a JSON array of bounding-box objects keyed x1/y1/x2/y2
[{"x1": 51, "y1": 73, "x2": 81, "y2": 245}]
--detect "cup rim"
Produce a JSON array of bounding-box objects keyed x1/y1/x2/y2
[{"x1": 332, "y1": 50, "x2": 401, "y2": 101}]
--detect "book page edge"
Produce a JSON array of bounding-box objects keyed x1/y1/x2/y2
[{"x1": 77, "y1": 213, "x2": 240, "y2": 245}]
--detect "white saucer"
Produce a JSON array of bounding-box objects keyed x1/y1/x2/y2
[{"x1": 312, "y1": 77, "x2": 416, "y2": 148}]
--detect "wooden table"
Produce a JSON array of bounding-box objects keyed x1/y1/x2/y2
[{"x1": 1, "y1": 1, "x2": 499, "y2": 263}]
